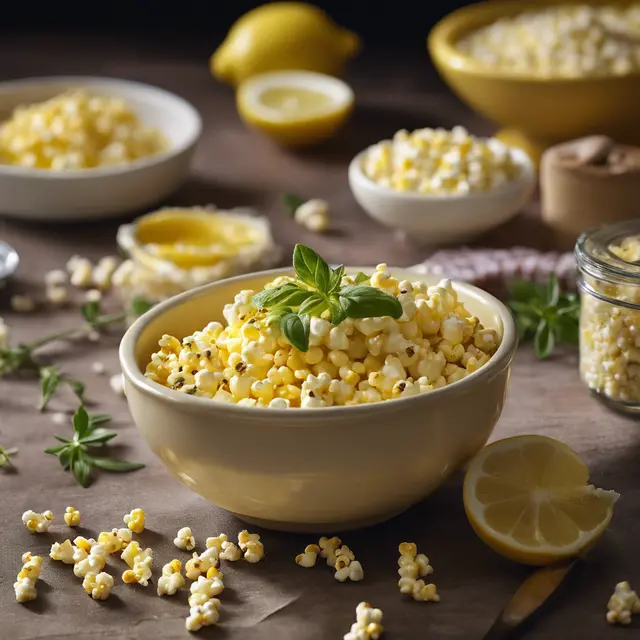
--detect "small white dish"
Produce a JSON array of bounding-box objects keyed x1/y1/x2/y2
[
  {"x1": 0, "y1": 76, "x2": 202, "y2": 221},
  {"x1": 348, "y1": 146, "x2": 536, "y2": 245}
]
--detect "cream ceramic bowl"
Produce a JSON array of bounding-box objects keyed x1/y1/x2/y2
[
  {"x1": 120, "y1": 267, "x2": 518, "y2": 533},
  {"x1": 0, "y1": 76, "x2": 202, "y2": 221},
  {"x1": 348, "y1": 146, "x2": 535, "y2": 245}
]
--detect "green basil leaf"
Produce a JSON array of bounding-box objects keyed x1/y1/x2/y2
[
  {"x1": 508, "y1": 279, "x2": 545, "y2": 303},
  {"x1": 44, "y1": 444, "x2": 68, "y2": 455},
  {"x1": 553, "y1": 315, "x2": 579, "y2": 345},
  {"x1": 280, "y1": 313, "x2": 310, "y2": 352},
  {"x1": 534, "y1": 320, "x2": 555, "y2": 359},
  {"x1": 329, "y1": 298, "x2": 347, "y2": 325},
  {"x1": 73, "y1": 405, "x2": 90, "y2": 440},
  {"x1": 80, "y1": 300, "x2": 101, "y2": 324},
  {"x1": 91, "y1": 457, "x2": 145, "y2": 472},
  {"x1": 329, "y1": 265, "x2": 345, "y2": 292},
  {"x1": 39, "y1": 366, "x2": 61, "y2": 411},
  {"x1": 131, "y1": 296, "x2": 154, "y2": 317},
  {"x1": 80, "y1": 428, "x2": 118, "y2": 446},
  {"x1": 293, "y1": 244, "x2": 331, "y2": 292},
  {"x1": 338, "y1": 286, "x2": 403, "y2": 319},
  {"x1": 298, "y1": 293, "x2": 329, "y2": 317},
  {"x1": 514, "y1": 313, "x2": 537, "y2": 340},
  {"x1": 546, "y1": 274, "x2": 560, "y2": 307},
  {"x1": 253, "y1": 284, "x2": 314, "y2": 310},
  {"x1": 354, "y1": 272, "x2": 370, "y2": 284},
  {"x1": 66, "y1": 378, "x2": 85, "y2": 402},
  {"x1": 88, "y1": 412, "x2": 112, "y2": 428},
  {"x1": 507, "y1": 300, "x2": 540, "y2": 317},
  {"x1": 266, "y1": 307, "x2": 293, "y2": 326},
  {"x1": 72, "y1": 456, "x2": 92, "y2": 488},
  {"x1": 283, "y1": 193, "x2": 307, "y2": 216},
  {"x1": 58, "y1": 448, "x2": 72, "y2": 469}
]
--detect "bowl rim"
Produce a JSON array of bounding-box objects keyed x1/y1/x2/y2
[
  {"x1": 119, "y1": 266, "x2": 518, "y2": 422},
  {"x1": 348, "y1": 144, "x2": 535, "y2": 203},
  {"x1": 0, "y1": 75, "x2": 203, "y2": 179},
  {"x1": 428, "y1": 0, "x2": 640, "y2": 83}
]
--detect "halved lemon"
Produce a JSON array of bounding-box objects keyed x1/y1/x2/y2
[
  {"x1": 236, "y1": 71, "x2": 354, "y2": 147},
  {"x1": 463, "y1": 435, "x2": 619, "y2": 566}
]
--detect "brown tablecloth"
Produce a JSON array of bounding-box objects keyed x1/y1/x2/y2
[{"x1": 1, "y1": 32, "x2": 639, "y2": 640}]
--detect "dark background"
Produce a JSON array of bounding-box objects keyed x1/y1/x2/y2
[{"x1": 1, "y1": 1, "x2": 477, "y2": 46}]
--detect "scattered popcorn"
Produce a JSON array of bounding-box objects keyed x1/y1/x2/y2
[
  {"x1": 146, "y1": 272, "x2": 499, "y2": 408},
  {"x1": 98, "y1": 528, "x2": 132, "y2": 554},
  {"x1": 294, "y1": 199, "x2": 330, "y2": 233},
  {"x1": 397, "y1": 542, "x2": 437, "y2": 602},
  {"x1": 243, "y1": 540, "x2": 265, "y2": 564},
  {"x1": 18, "y1": 552, "x2": 43, "y2": 581},
  {"x1": 82, "y1": 571, "x2": 114, "y2": 600},
  {"x1": 44, "y1": 269, "x2": 68, "y2": 287},
  {"x1": 14, "y1": 577, "x2": 37, "y2": 603},
  {"x1": 0, "y1": 317, "x2": 8, "y2": 348},
  {"x1": 344, "y1": 602, "x2": 384, "y2": 640},
  {"x1": 123, "y1": 508, "x2": 145, "y2": 533},
  {"x1": 457, "y1": 4, "x2": 640, "y2": 78},
  {"x1": 91, "y1": 361, "x2": 106, "y2": 375},
  {"x1": 361, "y1": 127, "x2": 522, "y2": 195},
  {"x1": 63, "y1": 506, "x2": 81, "y2": 527},
  {"x1": 219, "y1": 541, "x2": 242, "y2": 561},
  {"x1": 46, "y1": 285, "x2": 69, "y2": 307},
  {"x1": 296, "y1": 544, "x2": 321, "y2": 568},
  {"x1": 93, "y1": 256, "x2": 119, "y2": 289},
  {"x1": 205, "y1": 534, "x2": 228, "y2": 552},
  {"x1": 607, "y1": 581, "x2": 640, "y2": 625},
  {"x1": 188, "y1": 575, "x2": 225, "y2": 607},
  {"x1": 319, "y1": 536, "x2": 342, "y2": 567},
  {"x1": 206, "y1": 566, "x2": 224, "y2": 581},
  {"x1": 22, "y1": 509, "x2": 54, "y2": 533},
  {"x1": 85, "y1": 288, "x2": 102, "y2": 303},
  {"x1": 186, "y1": 598, "x2": 221, "y2": 632},
  {"x1": 50, "y1": 539, "x2": 76, "y2": 564},
  {"x1": 10, "y1": 294, "x2": 35, "y2": 313},
  {"x1": 121, "y1": 540, "x2": 152, "y2": 568},
  {"x1": 110, "y1": 373, "x2": 125, "y2": 397},
  {"x1": 51, "y1": 412, "x2": 68, "y2": 425},
  {"x1": 74, "y1": 536, "x2": 98, "y2": 553},
  {"x1": 68, "y1": 257, "x2": 94, "y2": 288},
  {"x1": 335, "y1": 560, "x2": 364, "y2": 583},
  {"x1": 174, "y1": 526, "x2": 197, "y2": 551},
  {"x1": 157, "y1": 560, "x2": 185, "y2": 596},
  {"x1": 73, "y1": 545, "x2": 108, "y2": 578},
  {"x1": 185, "y1": 548, "x2": 220, "y2": 581},
  {"x1": 122, "y1": 554, "x2": 153, "y2": 587},
  {"x1": 0, "y1": 91, "x2": 167, "y2": 170}
]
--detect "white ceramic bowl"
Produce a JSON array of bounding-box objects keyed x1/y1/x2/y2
[
  {"x1": 0, "y1": 76, "x2": 202, "y2": 221},
  {"x1": 348, "y1": 146, "x2": 536, "y2": 244}
]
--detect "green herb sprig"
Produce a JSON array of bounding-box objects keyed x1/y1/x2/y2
[
  {"x1": 44, "y1": 405, "x2": 144, "y2": 487},
  {"x1": 283, "y1": 193, "x2": 307, "y2": 216},
  {"x1": 0, "y1": 444, "x2": 18, "y2": 468},
  {"x1": 507, "y1": 274, "x2": 580, "y2": 359},
  {"x1": 253, "y1": 244, "x2": 402, "y2": 352}
]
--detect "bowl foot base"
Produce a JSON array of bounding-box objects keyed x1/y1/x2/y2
[{"x1": 228, "y1": 505, "x2": 410, "y2": 533}]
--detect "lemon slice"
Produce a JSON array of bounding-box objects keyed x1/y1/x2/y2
[
  {"x1": 236, "y1": 71, "x2": 354, "y2": 147},
  {"x1": 463, "y1": 435, "x2": 619, "y2": 565}
]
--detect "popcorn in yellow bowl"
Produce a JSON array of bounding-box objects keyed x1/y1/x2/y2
[
  {"x1": 361, "y1": 126, "x2": 522, "y2": 195},
  {"x1": 145, "y1": 245, "x2": 500, "y2": 408},
  {"x1": 0, "y1": 90, "x2": 167, "y2": 170}
]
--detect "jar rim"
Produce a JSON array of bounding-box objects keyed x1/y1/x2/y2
[{"x1": 575, "y1": 220, "x2": 640, "y2": 285}]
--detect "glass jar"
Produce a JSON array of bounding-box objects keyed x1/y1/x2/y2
[{"x1": 575, "y1": 220, "x2": 640, "y2": 415}]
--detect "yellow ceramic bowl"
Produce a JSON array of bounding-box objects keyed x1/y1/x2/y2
[
  {"x1": 428, "y1": 0, "x2": 640, "y2": 162},
  {"x1": 119, "y1": 268, "x2": 518, "y2": 533}
]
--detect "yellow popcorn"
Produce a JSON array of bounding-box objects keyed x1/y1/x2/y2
[
  {"x1": 185, "y1": 598, "x2": 221, "y2": 632},
  {"x1": 0, "y1": 90, "x2": 167, "y2": 170},
  {"x1": 121, "y1": 540, "x2": 152, "y2": 569},
  {"x1": 123, "y1": 508, "x2": 145, "y2": 533},
  {"x1": 22, "y1": 509, "x2": 53, "y2": 533},
  {"x1": 188, "y1": 575, "x2": 224, "y2": 607},
  {"x1": 397, "y1": 542, "x2": 437, "y2": 602},
  {"x1": 63, "y1": 506, "x2": 81, "y2": 527},
  {"x1": 18, "y1": 553, "x2": 43, "y2": 580},
  {"x1": 74, "y1": 536, "x2": 97, "y2": 552},
  {"x1": 205, "y1": 534, "x2": 228, "y2": 552},
  {"x1": 83, "y1": 571, "x2": 114, "y2": 600},
  {"x1": 50, "y1": 540, "x2": 75, "y2": 565},
  {"x1": 157, "y1": 560, "x2": 185, "y2": 596},
  {"x1": 122, "y1": 555, "x2": 153, "y2": 587},
  {"x1": 147, "y1": 268, "x2": 499, "y2": 409},
  {"x1": 174, "y1": 526, "x2": 196, "y2": 551},
  {"x1": 607, "y1": 581, "x2": 640, "y2": 625}
]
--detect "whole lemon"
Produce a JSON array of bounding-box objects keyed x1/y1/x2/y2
[{"x1": 211, "y1": 2, "x2": 361, "y2": 87}]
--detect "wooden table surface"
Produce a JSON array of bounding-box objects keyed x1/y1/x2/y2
[{"x1": 1, "y1": 33, "x2": 639, "y2": 640}]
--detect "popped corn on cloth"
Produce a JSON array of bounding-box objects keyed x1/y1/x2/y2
[{"x1": 1, "y1": 264, "x2": 637, "y2": 640}]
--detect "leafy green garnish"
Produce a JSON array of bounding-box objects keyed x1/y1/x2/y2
[
  {"x1": 44, "y1": 406, "x2": 144, "y2": 488},
  {"x1": 283, "y1": 193, "x2": 307, "y2": 216},
  {"x1": 253, "y1": 244, "x2": 402, "y2": 351},
  {"x1": 0, "y1": 444, "x2": 18, "y2": 468},
  {"x1": 507, "y1": 274, "x2": 580, "y2": 359}
]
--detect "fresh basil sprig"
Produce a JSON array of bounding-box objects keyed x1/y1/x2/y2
[
  {"x1": 253, "y1": 244, "x2": 402, "y2": 352},
  {"x1": 44, "y1": 405, "x2": 144, "y2": 488},
  {"x1": 0, "y1": 444, "x2": 18, "y2": 468},
  {"x1": 507, "y1": 274, "x2": 580, "y2": 359}
]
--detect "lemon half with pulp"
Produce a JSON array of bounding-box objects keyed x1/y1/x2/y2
[
  {"x1": 463, "y1": 435, "x2": 619, "y2": 566},
  {"x1": 237, "y1": 71, "x2": 354, "y2": 147}
]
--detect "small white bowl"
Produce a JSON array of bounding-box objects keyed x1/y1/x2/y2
[
  {"x1": 0, "y1": 76, "x2": 202, "y2": 221},
  {"x1": 348, "y1": 146, "x2": 536, "y2": 244}
]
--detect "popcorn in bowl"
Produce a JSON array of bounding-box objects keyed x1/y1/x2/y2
[{"x1": 145, "y1": 245, "x2": 500, "y2": 408}]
